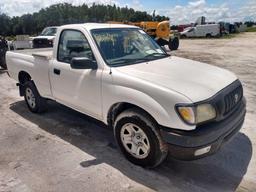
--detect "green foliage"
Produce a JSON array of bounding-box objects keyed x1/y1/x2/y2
[
  {"x1": 246, "y1": 27, "x2": 256, "y2": 32},
  {"x1": 244, "y1": 21, "x2": 255, "y2": 27},
  {"x1": 0, "y1": 3, "x2": 169, "y2": 36}
]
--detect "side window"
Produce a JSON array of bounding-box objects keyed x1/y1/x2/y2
[{"x1": 58, "y1": 30, "x2": 94, "y2": 64}]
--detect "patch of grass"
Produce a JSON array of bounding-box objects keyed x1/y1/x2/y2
[
  {"x1": 246, "y1": 27, "x2": 256, "y2": 32},
  {"x1": 219, "y1": 33, "x2": 238, "y2": 39}
]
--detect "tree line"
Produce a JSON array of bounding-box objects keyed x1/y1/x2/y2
[{"x1": 0, "y1": 3, "x2": 169, "y2": 37}]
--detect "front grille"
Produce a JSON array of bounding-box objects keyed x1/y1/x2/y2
[{"x1": 224, "y1": 84, "x2": 243, "y2": 114}]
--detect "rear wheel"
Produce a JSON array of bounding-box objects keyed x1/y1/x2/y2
[
  {"x1": 24, "y1": 81, "x2": 47, "y2": 113},
  {"x1": 168, "y1": 37, "x2": 179, "y2": 50},
  {"x1": 0, "y1": 55, "x2": 7, "y2": 69},
  {"x1": 114, "y1": 108, "x2": 168, "y2": 168},
  {"x1": 206, "y1": 33, "x2": 212, "y2": 38}
]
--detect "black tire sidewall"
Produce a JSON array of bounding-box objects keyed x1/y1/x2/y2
[
  {"x1": 168, "y1": 37, "x2": 179, "y2": 50},
  {"x1": 114, "y1": 115, "x2": 162, "y2": 167}
]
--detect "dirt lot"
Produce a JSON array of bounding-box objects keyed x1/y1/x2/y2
[{"x1": 0, "y1": 32, "x2": 255, "y2": 192}]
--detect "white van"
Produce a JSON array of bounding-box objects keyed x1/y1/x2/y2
[{"x1": 181, "y1": 24, "x2": 220, "y2": 38}]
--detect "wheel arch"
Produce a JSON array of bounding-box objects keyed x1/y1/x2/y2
[
  {"x1": 18, "y1": 71, "x2": 32, "y2": 84},
  {"x1": 107, "y1": 102, "x2": 161, "y2": 129},
  {"x1": 18, "y1": 71, "x2": 33, "y2": 96}
]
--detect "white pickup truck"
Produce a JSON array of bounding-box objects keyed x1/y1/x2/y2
[
  {"x1": 32, "y1": 26, "x2": 58, "y2": 48},
  {"x1": 6, "y1": 23, "x2": 246, "y2": 167}
]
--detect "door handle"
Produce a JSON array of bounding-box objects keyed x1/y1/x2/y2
[{"x1": 54, "y1": 68, "x2": 61, "y2": 75}]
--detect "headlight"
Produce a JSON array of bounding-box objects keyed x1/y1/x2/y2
[{"x1": 176, "y1": 104, "x2": 216, "y2": 125}]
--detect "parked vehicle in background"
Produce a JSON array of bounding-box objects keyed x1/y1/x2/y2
[
  {"x1": 219, "y1": 22, "x2": 230, "y2": 35},
  {"x1": 13, "y1": 35, "x2": 32, "y2": 50},
  {"x1": 136, "y1": 21, "x2": 180, "y2": 51},
  {"x1": 0, "y1": 37, "x2": 8, "y2": 69},
  {"x1": 181, "y1": 24, "x2": 220, "y2": 38},
  {"x1": 235, "y1": 23, "x2": 247, "y2": 32},
  {"x1": 108, "y1": 21, "x2": 179, "y2": 50},
  {"x1": 32, "y1": 26, "x2": 58, "y2": 48},
  {"x1": 6, "y1": 23, "x2": 246, "y2": 168},
  {"x1": 219, "y1": 22, "x2": 247, "y2": 35},
  {"x1": 177, "y1": 24, "x2": 193, "y2": 32}
]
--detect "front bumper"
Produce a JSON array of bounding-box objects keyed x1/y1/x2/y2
[{"x1": 159, "y1": 97, "x2": 246, "y2": 160}]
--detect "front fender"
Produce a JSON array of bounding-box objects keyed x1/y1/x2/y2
[{"x1": 103, "y1": 85, "x2": 195, "y2": 130}]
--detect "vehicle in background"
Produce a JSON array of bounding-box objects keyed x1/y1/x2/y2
[
  {"x1": 32, "y1": 26, "x2": 58, "y2": 48},
  {"x1": 0, "y1": 37, "x2": 8, "y2": 69},
  {"x1": 13, "y1": 35, "x2": 33, "y2": 50},
  {"x1": 181, "y1": 24, "x2": 220, "y2": 38},
  {"x1": 6, "y1": 23, "x2": 246, "y2": 168},
  {"x1": 235, "y1": 23, "x2": 247, "y2": 33},
  {"x1": 108, "y1": 21, "x2": 179, "y2": 50},
  {"x1": 219, "y1": 22, "x2": 247, "y2": 35},
  {"x1": 177, "y1": 24, "x2": 193, "y2": 32}
]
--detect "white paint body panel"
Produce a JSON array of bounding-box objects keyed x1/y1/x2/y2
[
  {"x1": 6, "y1": 23, "x2": 238, "y2": 131},
  {"x1": 181, "y1": 24, "x2": 220, "y2": 37}
]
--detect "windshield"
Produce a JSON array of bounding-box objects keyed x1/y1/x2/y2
[
  {"x1": 91, "y1": 28, "x2": 168, "y2": 67},
  {"x1": 40, "y1": 27, "x2": 57, "y2": 36},
  {"x1": 184, "y1": 27, "x2": 192, "y2": 32}
]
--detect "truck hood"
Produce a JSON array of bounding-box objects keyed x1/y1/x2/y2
[{"x1": 115, "y1": 56, "x2": 237, "y2": 102}]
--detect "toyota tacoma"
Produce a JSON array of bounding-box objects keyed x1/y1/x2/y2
[{"x1": 6, "y1": 23, "x2": 246, "y2": 167}]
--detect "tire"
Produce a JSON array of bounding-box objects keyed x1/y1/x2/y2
[
  {"x1": 0, "y1": 58, "x2": 7, "y2": 69},
  {"x1": 181, "y1": 34, "x2": 187, "y2": 39},
  {"x1": 156, "y1": 38, "x2": 168, "y2": 47},
  {"x1": 114, "y1": 108, "x2": 168, "y2": 168},
  {"x1": 2, "y1": 58, "x2": 7, "y2": 70},
  {"x1": 24, "y1": 81, "x2": 47, "y2": 113},
  {"x1": 206, "y1": 33, "x2": 212, "y2": 38},
  {"x1": 0, "y1": 54, "x2": 7, "y2": 69},
  {"x1": 168, "y1": 37, "x2": 179, "y2": 51}
]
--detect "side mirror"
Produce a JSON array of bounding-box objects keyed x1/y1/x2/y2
[{"x1": 71, "y1": 57, "x2": 97, "y2": 70}]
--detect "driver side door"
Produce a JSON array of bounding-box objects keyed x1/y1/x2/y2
[{"x1": 50, "y1": 29, "x2": 102, "y2": 120}]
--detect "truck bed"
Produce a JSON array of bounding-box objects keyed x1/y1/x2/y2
[
  {"x1": 12, "y1": 48, "x2": 53, "y2": 59},
  {"x1": 6, "y1": 47, "x2": 53, "y2": 97}
]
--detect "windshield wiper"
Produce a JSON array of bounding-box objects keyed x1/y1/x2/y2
[
  {"x1": 110, "y1": 58, "x2": 148, "y2": 66},
  {"x1": 109, "y1": 53, "x2": 169, "y2": 67},
  {"x1": 143, "y1": 52, "x2": 169, "y2": 60}
]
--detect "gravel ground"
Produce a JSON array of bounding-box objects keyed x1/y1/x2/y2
[{"x1": 0, "y1": 32, "x2": 255, "y2": 192}]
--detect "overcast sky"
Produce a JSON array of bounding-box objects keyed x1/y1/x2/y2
[{"x1": 0, "y1": 0, "x2": 255, "y2": 24}]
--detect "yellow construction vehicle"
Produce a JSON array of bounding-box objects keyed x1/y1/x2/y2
[{"x1": 108, "y1": 20, "x2": 179, "y2": 50}]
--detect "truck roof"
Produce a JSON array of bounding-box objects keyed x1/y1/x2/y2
[{"x1": 61, "y1": 23, "x2": 139, "y2": 31}]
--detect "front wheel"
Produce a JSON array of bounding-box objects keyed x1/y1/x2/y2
[
  {"x1": 114, "y1": 108, "x2": 168, "y2": 168},
  {"x1": 168, "y1": 37, "x2": 179, "y2": 51},
  {"x1": 24, "y1": 81, "x2": 47, "y2": 113}
]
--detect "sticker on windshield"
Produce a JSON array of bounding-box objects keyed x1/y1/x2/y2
[
  {"x1": 156, "y1": 49, "x2": 163, "y2": 53},
  {"x1": 146, "y1": 50, "x2": 156, "y2": 54},
  {"x1": 139, "y1": 30, "x2": 146, "y2": 34}
]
